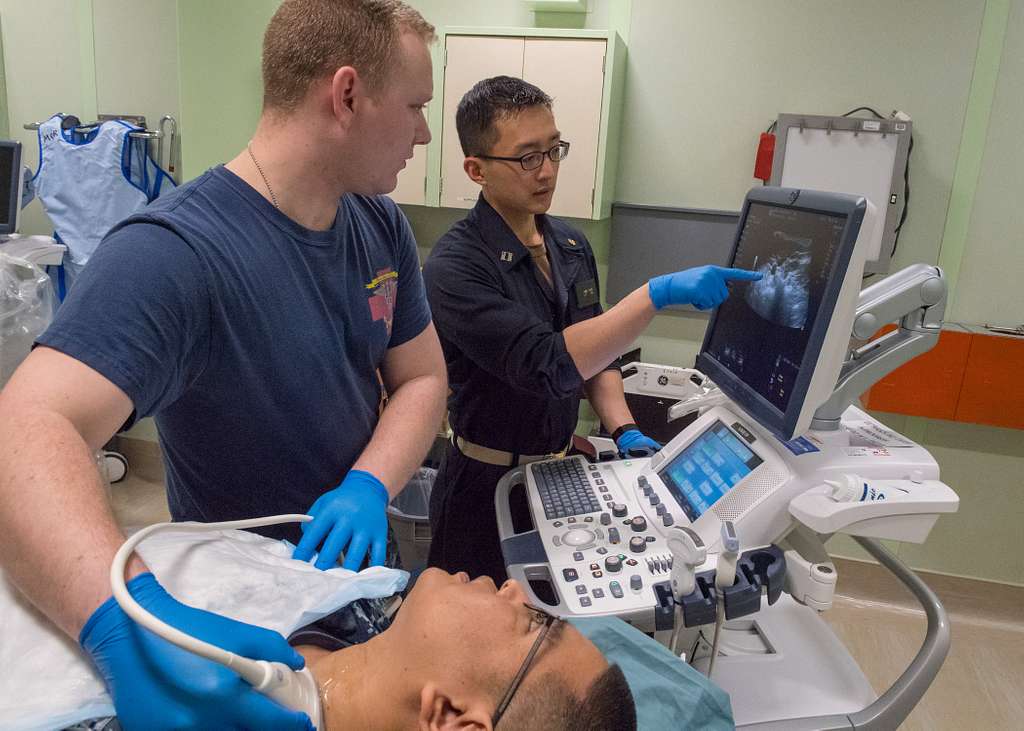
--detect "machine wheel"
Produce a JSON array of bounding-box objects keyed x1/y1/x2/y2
[{"x1": 103, "y1": 451, "x2": 129, "y2": 484}]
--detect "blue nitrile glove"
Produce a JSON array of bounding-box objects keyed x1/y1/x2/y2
[
  {"x1": 293, "y1": 468, "x2": 390, "y2": 571},
  {"x1": 80, "y1": 572, "x2": 312, "y2": 731},
  {"x1": 648, "y1": 265, "x2": 762, "y2": 310},
  {"x1": 616, "y1": 429, "x2": 662, "y2": 458}
]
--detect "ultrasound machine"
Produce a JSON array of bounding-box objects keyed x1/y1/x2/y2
[{"x1": 495, "y1": 186, "x2": 958, "y2": 729}]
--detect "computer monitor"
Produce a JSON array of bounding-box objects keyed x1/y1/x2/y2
[
  {"x1": 695, "y1": 187, "x2": 872, "y2": 442},
  {"x1": 0, "y1": 140, "x2": 23, "y2": 236}
]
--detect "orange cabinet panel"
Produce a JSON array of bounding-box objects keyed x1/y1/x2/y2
[
  {"x1": 864, "y1": 328, "x2": 972, "y2": 420},
  {"x1": 955, "y1": 334, "x2": 1024, "y2": 430}
]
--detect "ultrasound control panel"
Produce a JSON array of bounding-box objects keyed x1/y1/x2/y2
[
  {"x1": 496, "y1": 406, "x2": 801, "y2": 632},
  {"x1": 497, "y1": 454, "x2": 691, "y2": 632}
]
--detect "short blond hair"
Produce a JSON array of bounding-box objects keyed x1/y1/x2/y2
[{"x1": 262, "y1": 0, "x2": 434, "y2": 113}]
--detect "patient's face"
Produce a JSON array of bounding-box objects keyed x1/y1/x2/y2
[{"x1": 393, "y1": 568, "x2": 607, "y2": 696}]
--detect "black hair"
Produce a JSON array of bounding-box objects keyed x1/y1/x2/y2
[
  {"x1": 455, "y1": 75, "x2": 553, "y2": 156},
  {"x1": 499, "y1": 664, "x2": 637, "y2": 731}
]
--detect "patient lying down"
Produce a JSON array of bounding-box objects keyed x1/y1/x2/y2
[{"x1": 293, "y1": 568, "x2": 637, "y2": 731}]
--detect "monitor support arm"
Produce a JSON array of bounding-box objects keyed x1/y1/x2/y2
[{"x1": 810, "y1": 264, "x2": 947, "y2": 431}]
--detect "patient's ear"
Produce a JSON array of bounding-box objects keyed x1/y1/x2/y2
[{"x1": 418, "y1": 682, "x2": 493, "y2": 731}]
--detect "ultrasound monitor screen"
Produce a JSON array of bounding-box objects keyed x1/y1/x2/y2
[
  {"x1": 0, "y1": 145, "x2": 15, "y2": 228},
  {"x1": 702, "y1": 202, "x2": 848, "y2": 415}
]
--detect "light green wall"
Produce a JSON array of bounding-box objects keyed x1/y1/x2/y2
[
  {"x1": 936, "y1": 0, "x2": 1011, "y2": 321},
  {"x1": 619, "y1": 0, "x2": 985, "y2": 278},
  {"x1": 93, "y1": 0, "x2": 180, "y2": 134},
  {"x1": 176, "y1": 0, "x2": 277, "y2": 180},
  {"x1": 950, "y1": 0, "x2": 1022, "y2": 325}
]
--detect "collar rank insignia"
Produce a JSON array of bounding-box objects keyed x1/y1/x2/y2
[{"x1": 500, "y1": 251, "x2": 514, "y2": 262}]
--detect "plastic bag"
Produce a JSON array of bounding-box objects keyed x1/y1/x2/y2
[
  {"x1": 0, "y1": 252, "x2": 55, "y2": 388},
  {"x1": 388, "y1": 466, "x2": 437, "y2": 520}
]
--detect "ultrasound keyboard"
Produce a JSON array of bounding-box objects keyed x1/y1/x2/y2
[{"x1": 532, "y1": 460, "x2": 603, "y2": 519}]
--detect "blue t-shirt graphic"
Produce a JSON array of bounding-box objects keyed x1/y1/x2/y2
[{"x1": 38, "y1": 166, "x2": 431, "y2": 540}]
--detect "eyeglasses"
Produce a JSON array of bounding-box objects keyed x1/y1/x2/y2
[
  {"x1": 492, "y1": 603, "x2": 561, "y2": 726},
  {"x1": 476, "y1": 141, "x2": 570, "y2": 171}
]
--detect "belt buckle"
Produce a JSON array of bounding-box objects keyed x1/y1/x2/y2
[{"x1": 548, "y1": 445, "x2": 569, "y2": 460}]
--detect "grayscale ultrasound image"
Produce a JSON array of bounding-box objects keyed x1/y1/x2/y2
[
  {"x1": 744, "y1": 232, "x2": 812, "y2": 329},
  {"x1": 702, "y1": 201, "x2": 848, "y2": 417}
]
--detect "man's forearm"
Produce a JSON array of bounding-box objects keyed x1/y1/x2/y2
[
  {"x1": 563, "y1": 286, "x2": 656, "y2": 380},
  {"x1": 584, "y1": 370, "x2": 635, "y2": 434},
  {"x1": 351, "y1": 372, "x2": 447, "y2": 497},
  {"x1": 0, "y1": 408, "x2": 146, "y2": 637}
]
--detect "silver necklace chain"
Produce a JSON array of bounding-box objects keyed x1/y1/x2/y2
[{"x1": 247, "y1": 140, "x2": 279, "y2": 208}]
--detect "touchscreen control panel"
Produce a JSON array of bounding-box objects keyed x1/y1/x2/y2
[{"x1": 657, "y1": 421, "x2": 764, "y2": 521}]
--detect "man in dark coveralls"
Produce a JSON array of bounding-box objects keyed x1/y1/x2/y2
[{"x1": 422, "y1": 76, "x2": 760, "y2": 581}]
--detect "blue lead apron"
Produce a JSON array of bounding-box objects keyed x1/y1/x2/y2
[{"x1": 31, "y1": 114, "x2": 174, "y2": 297}]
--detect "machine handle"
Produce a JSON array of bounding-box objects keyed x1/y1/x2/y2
[
  {"x1": 495, "y1": 465, "x2": 572, "y2": 616},
  {"x1": 505, "y1": 565, "x2": 573, "y2": 616},
  {"x1": 494, "y1": 465, "x2": 528, "y2": 540}
]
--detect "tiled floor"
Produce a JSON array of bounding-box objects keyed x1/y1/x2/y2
[
  {"x1": 110, "y1": 472, "x2": 170, "y2": 528},
  {"x1": 107, "y1": 444, "x2": 170, "y2": 530},
  {"x1": 822, "y1": 559, "x2": 1024, "y2": 730},
  {"x1": 108, "y1": 443, "x2": 1024, "y2": 730}
]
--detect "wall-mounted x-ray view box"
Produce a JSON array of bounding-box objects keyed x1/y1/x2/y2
[{"x1": 769, "y1": 113, "x2": 911, "y2": 275}]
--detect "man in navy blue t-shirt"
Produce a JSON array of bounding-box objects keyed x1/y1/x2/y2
[{"x1": 0, "y1": 1, "x2": 445, "y2": 728}]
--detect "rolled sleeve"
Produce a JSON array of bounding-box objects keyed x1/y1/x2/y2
[{"x1": 386, "y1": 210, "x2": 432, "y2": 349}]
